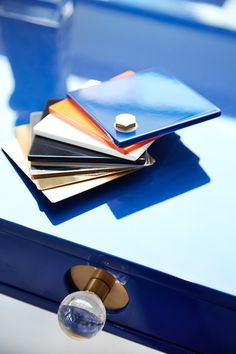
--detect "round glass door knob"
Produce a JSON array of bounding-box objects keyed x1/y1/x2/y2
[{"x1": 58, "y1": 291, "x2": 106, "y2": 339}]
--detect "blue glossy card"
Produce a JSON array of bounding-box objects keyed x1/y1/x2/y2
[{"x1": 68, "y1": 70, "x2": 221, "y2": 147}]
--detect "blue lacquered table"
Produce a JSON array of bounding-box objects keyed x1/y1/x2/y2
[{"x1": 0, "y1": 1, "x2": 236, "y2": 353}]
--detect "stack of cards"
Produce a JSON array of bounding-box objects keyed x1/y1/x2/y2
[{"x1": 2, "y1": 69, "x2": 221, "y2": 203}]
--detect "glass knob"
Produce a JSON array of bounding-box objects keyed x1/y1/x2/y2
[{"x1": 57, "y1": 291, "x2": 106, "y2": 339}]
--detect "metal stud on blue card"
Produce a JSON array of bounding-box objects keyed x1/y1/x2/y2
[{"x1": 68, "y1": 69, "x2": 221, "y2": 147}]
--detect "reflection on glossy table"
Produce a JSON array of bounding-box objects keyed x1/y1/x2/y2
[{"x1": 0, "y1": 1, "x2": 236, "y2": 353}]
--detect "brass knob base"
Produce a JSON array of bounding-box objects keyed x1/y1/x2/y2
[{"x1": 68, "y1": 265, "x2": 129, "y2": 311}]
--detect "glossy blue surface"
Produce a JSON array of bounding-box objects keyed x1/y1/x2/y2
[
  {"x1": 0, "y1": 2, "x2": 236, "y2": 352},
  {"x1": 69, "y1": 69, "x2": 220, "y2": 146},
  {"x1": 1, "y1": 223, "x2": 236, "y2": 353},
  {"x1": 0, "y1": 0, "x2": 235, "y2": 296}
]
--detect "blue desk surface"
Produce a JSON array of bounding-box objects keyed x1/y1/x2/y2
[{"x1": 0, "y1": 1, "x2": 236, "y2": 303}]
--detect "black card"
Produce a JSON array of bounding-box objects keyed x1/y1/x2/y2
[
  {"x1": 28, "y1": 136, "x2": 146, "y2": 165},
  {"x1": 41, "y1": 98, "x2": 62, "y2": 119}
]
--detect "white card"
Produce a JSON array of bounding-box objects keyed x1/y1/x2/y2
[{"x1": 33, "y1": 114, "x2": 153, "y2": 162}]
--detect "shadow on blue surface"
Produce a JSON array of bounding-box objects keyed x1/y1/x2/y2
[
  {"x1": 3, "y1": 133, "x2": 210, "y2": 224},
  {"x1": 108, "y1": 133, "x2": 209, "y2": 219}
]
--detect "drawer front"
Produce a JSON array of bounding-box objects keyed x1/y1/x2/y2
[{"x1": 1, "y1": 229, "x2": 236, "y2": 353}]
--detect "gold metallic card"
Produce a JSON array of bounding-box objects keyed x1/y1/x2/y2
[
  {"x1": 1, "y1": 123, "x2": 155, "y2": 203},
  {"x1": 34, "y1": 169, "x2": 136, "y2": 191},
  {"x1": 1, "y1": 138, "x2": 140, "y2": 202},
  {"x1": 30, "y1": 166, "x2": 134, "y2": 179}
]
